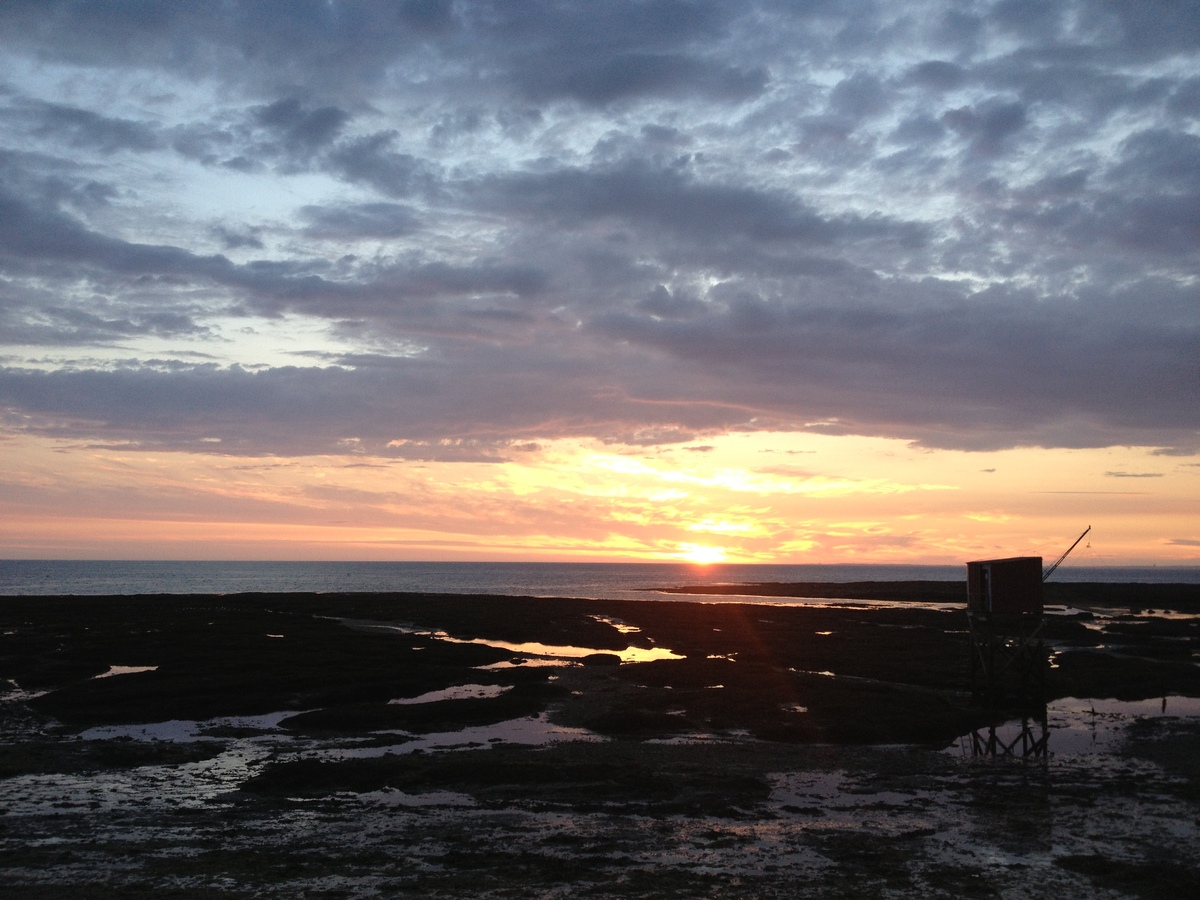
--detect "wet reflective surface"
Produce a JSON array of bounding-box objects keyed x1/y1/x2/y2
[
  {"x1": 946, "y1": 694, "x2": 1200, "y2": 760},
  {"x1": 3, "y1": 588, "x2": 1198, "y2": 896},
  {"x1": 4, "y1": 702, "x2": 1199, "y2": 897}
]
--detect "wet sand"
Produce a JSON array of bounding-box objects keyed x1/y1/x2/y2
[{"x1": 2, "y1": 584, "x2": 1199, "y2": 897}]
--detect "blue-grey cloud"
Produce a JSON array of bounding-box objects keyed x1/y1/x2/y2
[
  {"x1": 18, "y1": 100, "x2": 162, "y2": 153},
  {"x1": 300, "y1": 203, "x2": 423, "y2": 240},
  {"x1": 515, "y1": 53, "x2": 768, "y2": 106},
  {"x1": 0, "y1": 0, "x2": 1197, "y2": 459},
  {"x1": 212, "y1": 225, "x2": 265, "y2": 251},
  {"x1": 255, "y1": 98, "x2": 351, "y2": 152},
  {"x1": 473, "y1": 162, "x2": 928, "y2": 248},
  {"x1": 327, "y1": 133, "x2": 439, "y2": 198},
  {"x1": 942, "y1": 100, "x2": 1028, "y2": 156},
  {"x1": 905, "y1": 60, "x2": 968, "y2": 92}
]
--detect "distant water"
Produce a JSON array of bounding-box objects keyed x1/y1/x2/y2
[{"x1": 1, "y1": 559, "x2": 1197, "y2": 600}]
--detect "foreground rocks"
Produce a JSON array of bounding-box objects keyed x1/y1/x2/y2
[{"x1": 1, "y1": 586, "x2": 1198, "y2": 897}]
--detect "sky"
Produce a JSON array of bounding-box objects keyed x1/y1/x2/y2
[{"x1": 0, "y1": 0, "x2": 1197, "y2": 565}]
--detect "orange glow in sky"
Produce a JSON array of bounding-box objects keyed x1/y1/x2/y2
[
  {"x1": 2, "y1": 429, "x2": 1195, "y2": 564},
  {"x1": 3, "y1": 6, "x2": 1199, "y2": 569}
]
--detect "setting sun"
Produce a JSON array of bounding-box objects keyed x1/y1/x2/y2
[{"x1": 677, "y1": 543, "x2": 728, "y2": 565}]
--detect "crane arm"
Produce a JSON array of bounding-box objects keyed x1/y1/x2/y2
[{"x1": 1043, "y1": 525, "x2": 1091, "y2": 582}]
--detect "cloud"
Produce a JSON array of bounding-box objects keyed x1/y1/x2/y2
[
  {"x1": 255, "y1": 98, "x2": 351, "y2": 153},
  {"x1": 904, "y1": 60, "x2": 968, "y2": 92},
  {"x1": 0, "y1": 305, "x2": 207, "y2": 347},
  {"x1": 300, "y1": 203, "x2": 423, "y2": 240},
  {"x1": 0, "y1": 189, "x2": 231, "y2": 277},
  {"x1": 397, "y1": 0, "x2": 457, "y2": 35},
  {"x1": 1109, "y1": 129, "x2": 1200, "y2": 192},
  {"x1": 942, "y1": 100, "x2": 1028, "y2": 156},
  {"x1": 212, "y1": 225, "x2": 264, "y2": 251},
  {"x1": 637, "y1": 285, "x2": 707, "y2": 320},
  {"x1": 0, "y1": 350, "x2": 744, "y2": 458},
  {"x1": 19, "y1": 100, "x2": 162, "y2": 153},
  {"x1": 990, "y1": 0, "x2": 1066, "y2": 39},
  {"x1": 474, "y1": 161, "x2": 927, "y2": 248},
  {"x1": 1167, "y1": 77, "x2": 1200, "y2": 116},
  {"x1": 327, "y1": 132, "x2": 439, "y2": 197},
  {"x1": 515, "y1": 53, "x2": 768, "y2": 106},
  {"x1": 477, "y1": 0, "x2": 754, "y2": 107},
  {"x1": 828, "y1": 72, "x2": 889, "y2": 120},
  {"x1": 0, "y1": 188, "x2": 315, "y2": 299},
  {"x1": 591, "y1": 277, "x2": 1200, "y2": 451},
  {"x1": 1151, "y1": 447, "x2": 1200, "y2": 458},
  {"x1": 0, "y1": 1, "x2": 439, "y2": 98},
  {"x1": 1091, "y1": 0, "x2": 1200, "y2": 58},
  {"x1": 0, "y1": 0, "x2": 1198, "y2": 461}
]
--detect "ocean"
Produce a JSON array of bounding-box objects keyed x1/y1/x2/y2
[{"x1": 1, "y1": 559, "x2": 1198, "y2": 600}]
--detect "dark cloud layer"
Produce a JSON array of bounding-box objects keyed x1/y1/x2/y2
[{"x1": 1, "y1": 0, "x2": 1198, "y2": 457}]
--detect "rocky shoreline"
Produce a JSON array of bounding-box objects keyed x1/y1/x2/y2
[{"x1": 2, "y1": 585, "x2": 1199, "y2": 897}]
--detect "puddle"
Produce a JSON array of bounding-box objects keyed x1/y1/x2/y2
[
  {"x1": 0, "y1": 679, "x2": 48, "y2": 703},
  {"x1": 589, "y1": 614, "x2": 641, "y2": 635},
  {"x1": 342, "y1": 619, "x2": 684, "y2": 663},
  {"x1": 1049, "y1": 606, "x2": 1200, "y2": 622},
  {"x1": 80, "y1": 719, "x2": 206, "y2": 742},
  {"x1": 1044, "y1": 695, "x2": 1200, "y2": 755},
  {"x1": 476, "y1": 658, "x2": 566, "y2": 670},
  {"x1": 320, "y1": 712, "x2": 606, "y2": 760},
  {"x1": 389, "y1": 684, "x2": 511, "y2": 705},
  {"x1": 454, "y1": 637, "x2": 682, "y2": 663},
  {"x1": 80, "y1": 711, "x2": 296, "y2": 743},
  {"x1": 947, "y1": 694, "x2": 1200, "y2": 760},
  {"x1": 94, "y1": 665, "x2": 158, "y2": 679},
  {"x1": 3, "y1": 707, "x2": 605, "y2": 823}
]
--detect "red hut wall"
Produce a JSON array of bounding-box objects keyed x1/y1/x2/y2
[{"x1": 966, "y1": 556, "x2": 1043, "y2": 615}]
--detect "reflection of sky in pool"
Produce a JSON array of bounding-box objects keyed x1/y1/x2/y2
[
  {"x1": 946, "y1": 694, "x2": 1200, "y2": 759},
  {"x1": 94, "y1": 665, "x2": 158, "y2": 679},
  {"x1": 389, "y1": 684, "x2": 511, "y2": 705},
  {"x1": 341, "y1": 618, "x2": 684, "y2": 663}
]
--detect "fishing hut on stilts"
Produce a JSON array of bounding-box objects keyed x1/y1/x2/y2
[
  {"x1": 966, "y1": 555, "x2": 1047, "y2": 706},
  {"x1": 964, "y1": 527, "x2": 1090, "y2": 759}
]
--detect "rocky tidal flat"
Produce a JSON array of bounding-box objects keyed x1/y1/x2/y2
[{"x1": 2, "y1": 585, "x2": 1199, "y2": 898}]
